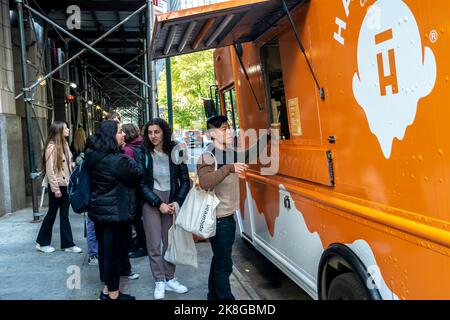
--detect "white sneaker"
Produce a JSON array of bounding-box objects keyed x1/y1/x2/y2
[
  {"x1": 64, "y1": 246, "x2": 83, "y2": 253},
  {"x1": 165, "y1": 278, "x2": 188, "y2": 294},
  {"x1": 88, "y1": 256, "x2": 98, "y2": 266},
  {"x1": 36, "y1": 244, "x2": 55, "y2": 253},
  {"x1": 126, "y1": 271, "x2": 140, "y2": 280},
  {"x1": 154, "y1": 281, "x2": 165, "y2": 300}
]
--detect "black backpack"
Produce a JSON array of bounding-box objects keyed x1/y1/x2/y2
[
  {"x1": 68, "y1": 156, "x2": 91, "y2": 214},
  {"x1": 129, "y1": 144, "x2": 143, "y2": 162},
  {"x1": 68, "y1": 152, "x2": 106, "y2": 214}
]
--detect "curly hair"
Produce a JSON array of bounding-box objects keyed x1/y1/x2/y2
[
  {"x1": 142, "y1": 118, "x2": 174, "y2": 155},
  {"x1": 87, "y1": 120, "x2": 120, "y2": 154}
]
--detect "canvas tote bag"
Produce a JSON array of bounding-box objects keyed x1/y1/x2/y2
[
  {"x1": 175, "y1": 151, "x2": 220, "y2": 239},
  {"x1": 164, "y1": 214, "x2": 198, "y2": 268}
]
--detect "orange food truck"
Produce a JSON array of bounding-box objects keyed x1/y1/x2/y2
[{"x1": 151, "y1": 0, "x2": 450, "y2": 299}]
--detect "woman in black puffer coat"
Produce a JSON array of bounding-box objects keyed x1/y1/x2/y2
[{"x1": 85, "y1": 120, "x2": 142, "y2": 301}]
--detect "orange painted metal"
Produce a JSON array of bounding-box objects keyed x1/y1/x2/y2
[
  {"x1": 212, "y1": 0, "x2": 450, "y2": 299},
  {"x1": 153, "y1": 0, "x2": 270, "y2": 24},
  {"x1": 192, "y1": 18, "x2": 216, "y2": 50},
  {"x1": 151, "y1": 0, "x2": 273, "y2": 58},
  {"x1": 213, "y1": 47, "x2": 234, "y2": 90},
  {"x1": 277, "y1": 145, "x2": 332, "y2": 186}
]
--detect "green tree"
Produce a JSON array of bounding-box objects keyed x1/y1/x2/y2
[{"x1": 157, "y1": 50, "x2": 215, "y2": 132}]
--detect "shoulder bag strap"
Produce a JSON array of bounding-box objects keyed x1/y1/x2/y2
[{"x1": 194, "y1": 151, "x2": 218, "y2": 192}]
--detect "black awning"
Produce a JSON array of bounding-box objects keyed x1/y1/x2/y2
[{"x1": 151, "y1": 0, "x2": 306, "y2": 60}]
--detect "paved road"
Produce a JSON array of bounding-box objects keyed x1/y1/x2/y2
[
  {"x1": 0, "y1": 206, "x2": 310, "y2": 300},
  {"x1": 0, "y1": 208, "x2": 250, "y2": 300},
  {"x1": 232, "y1": 234, "x2": 312, "y2": 300},
  {"x1": 186, "y1": 146, "x2": 204, "y2": 173},
  {"x1": 0, "y1": 146, "x2": 311, "y2": 300}
]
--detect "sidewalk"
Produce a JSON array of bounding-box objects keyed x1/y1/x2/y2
[{"x1": 0, "y1": 207, "x2": 252, "y2": 300}]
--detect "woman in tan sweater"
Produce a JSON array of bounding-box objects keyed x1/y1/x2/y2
[{"x1": 36, "y1": 121, "x2": 82, "y2": 253}]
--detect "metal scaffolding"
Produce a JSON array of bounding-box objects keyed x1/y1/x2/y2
[{"x1": 13, "y1": 0, "x2": 156, "y2": 219}]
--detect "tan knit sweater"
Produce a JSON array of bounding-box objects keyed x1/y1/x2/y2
[
  {"x1": 196, "y1": 133, "x2": 270, "y2": 218},
  {"x1": 196, "y1": 153, "x2": 239, "y2": 219},
  {"x1": 45, "y1": 142, "x2": 73, "y2": 193}
]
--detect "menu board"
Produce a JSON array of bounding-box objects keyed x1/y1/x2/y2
[{"x1": 288, "y1": 97, "x2": 302, "y2": 136}]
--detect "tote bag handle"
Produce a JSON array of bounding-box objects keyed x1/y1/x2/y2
[{"x1": 193, "y1": 151, "x2": 218, "y2": 192}]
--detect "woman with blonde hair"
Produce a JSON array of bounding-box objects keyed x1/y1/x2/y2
[
  {"x1": 71, "y1": 127, "x2": 87, "y2": 165},
  {"x1": 36, "y1": 121, "x2": 82, "y2": 253}
]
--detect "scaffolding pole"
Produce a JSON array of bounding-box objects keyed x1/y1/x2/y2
[
  {"x1": 166, "y1": 58, "x2": 173, "y2": 127},
  {"x1": 24, "y1": 3, "x2": 150, "y2": 89},
  {"x1": 16, "y1": 0, "x2": 40, "y2": 221},
  {"x1": 104, "y1": 51, "x2": 144, "y2": 79},
  {"x1": 16, "y1": 3, "x2": 149, "y2": 100},
  {"x1": 64, "y1": 42, "x2": 72, "y2": 140},
  {"x1": 84, "y1": 61, "x2": 146, "y2": 103},
  {"x1": 140, "y1": 57, "x2": 146, "y2": 125},
  {"x1": 146, "y1": 0, "x2": 155, "y2": 118},
  {"x1": 110, "y1": 92, "x2": 141, "y2": 110},
  {"x1": 104, "y1": 67, "x2": 141, "y2": 93},
  {"x1": 143, "y1": 38, "x2": 150, "y2": 122}
]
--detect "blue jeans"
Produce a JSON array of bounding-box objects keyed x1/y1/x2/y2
[
  {"x1": 85, "y1": 215, "x2": 98, "y2": 258},
  {"x1": 208, "y1": 215, "x2": 236, "y2": 300}
]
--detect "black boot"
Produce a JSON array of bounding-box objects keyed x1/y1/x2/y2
[
  {"x1": 128, "y1": 247, "x2": 147, "y2": 259},
  {"x1": 100, "y1": 292, "x2": 136, "y2": 301}
]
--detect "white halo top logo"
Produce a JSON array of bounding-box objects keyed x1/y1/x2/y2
[{"x1": 352, "y1": 0, "x2": 437, "y2": 158}]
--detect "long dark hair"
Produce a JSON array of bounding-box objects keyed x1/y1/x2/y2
[
  {"x1": 142, "y1": 118, "x2": 173, "y2": 155},
  {"x1": 42, "y1": 121, "x2": 67, "y2": 175},
  {"x1": 87, "y1": 120, "x2": 120, "y2": 154}
]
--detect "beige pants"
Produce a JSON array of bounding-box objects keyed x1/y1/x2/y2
[{"x1": 142, "y1": 190, "x2": 175, "y2": 282}]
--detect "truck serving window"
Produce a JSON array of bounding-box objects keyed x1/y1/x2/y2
[
  {"x1": 261, "y1": 39, "x2": 290, "y2": 140},
  {"x1": 224, "y1": 88, "x2": 239, "y2": 131},
  {"x1": 224, "y1": 87, "x2": 240, "y2": 147}
]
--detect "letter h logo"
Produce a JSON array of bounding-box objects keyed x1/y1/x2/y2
[{"x1": 375, "y1": 29, "x2": 399, "y2": 96}]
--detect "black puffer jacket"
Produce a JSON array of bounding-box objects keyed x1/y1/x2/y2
[
  {"x1": 139, "y1": 142, "x2": 190, "y2": 208},
  {"x1": 85, "y1": 148, "x2": 143, "y2": 223}
]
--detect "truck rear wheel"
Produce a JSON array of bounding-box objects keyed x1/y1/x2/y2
[{"x1": 327, "y1": 273, "x2": 371, "y2": 300}]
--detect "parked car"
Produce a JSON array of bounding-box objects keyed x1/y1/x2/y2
[
  {"x1": 174, "y1": 136, "x2": 187, "y2": 148},
  {"x1": 183, "y1": 130, "x2": 203, "y2": 148}
]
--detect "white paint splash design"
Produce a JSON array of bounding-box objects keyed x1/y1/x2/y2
[
  {"x1": 242, "y1": 182, "x2": 398, "y2": 299},
  {"x1": 353, "y1": 0, "x2": 436, "y2": 158}
]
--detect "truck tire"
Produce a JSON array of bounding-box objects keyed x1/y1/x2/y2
[{"x1": 327, "y1": 273, "x2": 371, "y2": 300}]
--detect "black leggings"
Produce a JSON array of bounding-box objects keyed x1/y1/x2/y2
[
  {"x1": 36, "y1": 186, "x2": 75, "y2": 249},
  {"x1": 130, "y1": 215, "x2": 147, "y2": 251},
  {"x1": 95, "y1": 221, "x2": 131, "y2": 292}
]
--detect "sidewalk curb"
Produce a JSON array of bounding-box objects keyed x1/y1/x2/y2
[{"x1": 231, "y1": 266, "x2": 261, "y2": 300}]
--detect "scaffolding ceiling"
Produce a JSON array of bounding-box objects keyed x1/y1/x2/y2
[
  {"x1": 10, "y1": 0, "x2": 307, "y2": 115},
  {"x1": 10, "y1": 0, "x2": 148, "y2": 106}
]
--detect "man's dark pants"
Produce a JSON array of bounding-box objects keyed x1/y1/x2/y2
[{"x1": 208, "y1": 215, "x2": 236, "y2": 300}]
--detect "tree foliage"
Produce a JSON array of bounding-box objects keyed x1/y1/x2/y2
[{"x1": 157, "y1": 50, "x2": 215, "y2": 131}]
